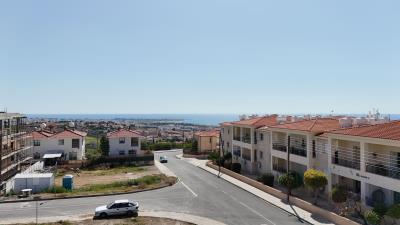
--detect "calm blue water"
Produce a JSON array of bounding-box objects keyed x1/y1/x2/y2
[
  {"x1": 27, "y1": 114, "x2": 400, "y2": 126},
  {"x1": 27, "y1": 114, "x2": 240, "y2": 126}
]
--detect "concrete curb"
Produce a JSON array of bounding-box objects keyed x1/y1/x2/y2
[
  {"x1": 0, "y1": 181, "x2": 175, "y2": 204},
  {"x1": 0, "y1": 211, "x2": 227, "y2": 225}
]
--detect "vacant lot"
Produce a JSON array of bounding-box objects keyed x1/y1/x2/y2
[
  {"x1": 15, "y1": 217, "x2": 194, "y2": 225},
  {"x1": 56, "y1": 165, "x2": 159, "y2": 187}
]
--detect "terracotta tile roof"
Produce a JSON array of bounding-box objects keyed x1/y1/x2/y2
[
  {"x1": 194, "y1": 130, "x2": 220, "y2": 137},
  {"x1": 107, "y1": 128, "x2": 144, "y2": 138},
  {"x1": 327, "y1": 120, "x2": 400, "y2": 141},
  {"x1": 51, "y1": 129, "x2": 87, "y2": 139},
  {"x1": 231, "y1": 115, "x2": 278, "y2": 128},
  {"x1": 269, "y1": 118, "x2": 341, "y2": 134},
  {"x1": 32, "y1": 130, "x2": 86, "y2": 139},
  {"x1": 220, "y1": 122, "x2": 233, "y2": 126}
]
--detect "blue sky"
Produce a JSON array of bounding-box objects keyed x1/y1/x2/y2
[{"x1": 1, "y1": 1, "x2": 399, "y2": 114}]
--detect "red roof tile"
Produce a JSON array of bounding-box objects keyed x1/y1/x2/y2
[
  {"x1": 194, "y1": 130, "x2": 220, "y2": 137},
  {"x1": 32, "y1": 131, "x2": 54, "y2": 139},
  {"x1": 51, "y1": 129, "x2": 87, "y2": 139},
  {"x1": 327, "y1": 120, "x2": 400, "y2": 141},
  {"x1": 231, "y1": 115, "x2": 278, "y2": 128},
  {"x1": 269, "y1": 118, "x2": 341, "y2": 134},
  {"x1": 107, "y1": 129, "x2": 144, "y2": 138}
]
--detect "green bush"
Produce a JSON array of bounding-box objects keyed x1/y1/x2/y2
[
  {"x1": 257, "y1": 173, "x2": 274, "y2": 187},
  {"x1": 373, "y1": 203, "x2": 388, "y2": 218},
  {"x1": 278, "y1": 171, "x2": 303, "y2": 190},
  {"x1": 364, "y1": 210, "x2": 381, "y2": 225},
  {"x1": 304, "y1": 169, "x2": 328, "y2": 204},
  {"x1": 331, "y1": 186, "x2": 347, "y2": 203},
  {"x1": 231, "y1": 163, "x2": 241, "y2": 174},
  {"x1": 387, "y1": 204, "x2": 400, "y2": 220}
]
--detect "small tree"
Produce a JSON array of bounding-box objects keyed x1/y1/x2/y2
[
  {"x1": 386, "y1": 204, "x2": 400, "y2": 225},
  {"x1": 278, "y1": 171, "x2": 303, "y2": 201},
  {"x1": 99, "y1": 136, "x2": 109, "y2": 156},
  {"x1": 365, "y1": 210, "x2": 381, "y2": 225},
  {"x1": 303, "y1": 169, "x2": 328, "y2": 205}
]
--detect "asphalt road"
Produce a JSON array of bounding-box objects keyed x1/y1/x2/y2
[{"x1": 0, "y1": 151, "x2": 306, "y2": 225}]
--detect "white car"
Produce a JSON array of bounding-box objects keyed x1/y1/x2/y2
[{"x1": 95, "y1": 199, "x2": 139, "y2": 218}]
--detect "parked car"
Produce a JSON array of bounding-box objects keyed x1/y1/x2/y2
[
  {"x1": 160, "y1": 155, "x2": 168, "y2": 163},
  {"x1": 95, "y1": 199, "x2": 139, "y2": 218}
]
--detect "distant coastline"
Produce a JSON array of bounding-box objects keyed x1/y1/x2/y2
[{"x1": 27, "y1": 113, "x2": 400, "y2": 126}]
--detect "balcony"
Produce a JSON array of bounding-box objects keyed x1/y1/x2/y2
[
  {"x1": 366, "y1": 163, "x2": 400, "y2": 180},
  {"x1": 273, "y1": 164, "x2": 287, "y2": 173},
  {"x1": 290, "y1": 146, "x2": 307, "y2": 157},
  {"x1": 331, "y1": 157, "x2": 360, "y2": 170},
  {"x1": 272, "y1": 143, "x2": 287, "y2": 152},
  {"x1": 241, "y1": 135, "x2": 251, "y2": 144}
]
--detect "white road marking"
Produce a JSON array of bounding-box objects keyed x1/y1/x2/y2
[
  {"x1": 181, "y1": 181, "x2": 198, "y2": 197},
  {"x1": 228, "y1": 194, "x2": 276, "y2": 225}
]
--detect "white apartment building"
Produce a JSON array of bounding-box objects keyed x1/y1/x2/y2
[
  {"x1": 107, "y1": 129, "x2": 145, "y2": 157},
  {"x1": 221, "y1": 115, "x2": 278, "y2": 174},
  {"x1": 326, "y1": 121, "x2": 400, "y2": 207},
  {"x1": 32, "y1": 129, "x2": 87, "y2": 160}
]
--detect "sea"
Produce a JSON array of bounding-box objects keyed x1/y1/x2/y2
[{"x1": 27, "y1": 114, "x2": 400, "y2": 126}]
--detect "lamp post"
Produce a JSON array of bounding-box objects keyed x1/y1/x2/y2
[{"x1": 34, "y1": 196, "x2": 45, "y2": 225}]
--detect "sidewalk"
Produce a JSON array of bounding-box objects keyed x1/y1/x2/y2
[
  {"x1": 182, "y1": 157, "x2": 334, "y2": 225},
  {"x1": 1, "y1": 211, "x2": 227, "y2": 225}
]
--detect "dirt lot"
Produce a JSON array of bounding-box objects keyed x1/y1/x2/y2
[
  {"x1": 16, "y1": 217, "x2": 194, "y2": 225},
  {"x1": 55, "y1": 165, "x2": 160, "y2": 188}
]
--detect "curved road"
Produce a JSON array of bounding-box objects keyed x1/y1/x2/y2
[{"x1": 0, "y1": 151, "x2": 305, "y2": 225}]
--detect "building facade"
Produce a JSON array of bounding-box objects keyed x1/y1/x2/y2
[
  {"x1": 32, "y1": 129, "x2": 87, "y2": 160},
  {"x1": 193, "y1": 130, "x2": 220, "y2": 153},
  {"x1": 0, "y1": 113, "x2": 33, "y2": 194},
  {"x1": 107, "y1": 129, "x2": 145, "y2": 157}
]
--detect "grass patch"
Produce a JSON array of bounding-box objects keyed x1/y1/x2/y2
[
  {"x1": 56, "y1": 165, "x2": 146, "y2": 178},
  {"x1": 46, "y1": 174, "x2": 175, "y2": 195}
]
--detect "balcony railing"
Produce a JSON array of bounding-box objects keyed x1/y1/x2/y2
[
  {"x1": 233, "y1": 136, "x2": 241, "y2": 141},
  {"x1": 242, "y1": 154, "x2": 251, "y2": 161},
  {"x1": 272, "y1": 143, "x2": 287, "y2": 152},
  {"x1": 366, "y1": 163, "x2": 400, "y2": 180},
  {"x1": 290, "y1": 146, "x2": 307, "y2": 157},
  {"x1": 233, "y1": 150, "x2": 241, "y2": 157},
  {"x1": 273, "y1": 164, "x2": 287, "y2": 173},
  {"x1": 331, "y1": 157, "x2": 360, "y2": 170},
  {"x1": 241, "y1": 136, "x2": 251, "y2": 144}
]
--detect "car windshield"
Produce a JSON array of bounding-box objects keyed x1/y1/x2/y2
[{"x1": 106, "y1": 203, "x2": 114, "y2": 209}]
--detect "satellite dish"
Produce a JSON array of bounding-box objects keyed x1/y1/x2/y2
[
  {"x1": 68, "y1": 121, "x2": 75, "y2": 128},
  {"x1": 40, "y1": 123, "x2": 47, "y2": 129}
]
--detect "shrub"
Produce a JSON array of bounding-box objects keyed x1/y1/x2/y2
[
  {"x1": 223, "y1": 152, "x2": 232, "y2": 161},
  {"x1": 278, "y1": 171, "x2": 303, "y2": 190},
  {"x1": 46, "y1": 186, "x2": 68, "y2": 193},
  {"x1": 331, "y1": 186, "x2": 347, "y2": 203},
  {"x1": 387, "y1": 204, "x2": 400, "y2": 220},
  {"x1": 257, "y1": 173, "x2": 274, "y2": 187},
  {"x1": 303, "y1": 169, "x2": 328, "y2": 204},
  {"x1": 364, "y1": 210, "x2": 381, "y2": 225},
  {"x1": 373, "y1": 203, "x2": 387, "y2": 218},
  {"x1": 231, "y1": 163, "x2": 241, "y2": 174}
]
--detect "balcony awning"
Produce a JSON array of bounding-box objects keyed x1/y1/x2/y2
[{"x1": 43, "y1": 153, "x2": 62, "y2": 159}]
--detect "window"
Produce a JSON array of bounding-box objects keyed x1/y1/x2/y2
[
  {"x1": 58, "y1": 139, "x2": 64, "y2": 145},
  {"x1": 128, "y1": 150, "x2": 136, "y2": 155},
  {"x1": 33, "y1": 140, "x2": 40, "y2": 146},
  {"x1": 312, "y1": 140, "x2": 316, "y2": 158},
  {"x1": 131, "y1": 137, "x2": 138, "y2": 147},
  {"x1": 259, "y1": 151, "x2": 263, "y2": 159},
  {"x1": 209, "y1": 138, "x2": 212, "y2": 143},
  {"x1": 228, "y1": 129, "x2": 230, "y2": 134},
  {"x1": 120, "y1": 203, "x2": 129, "y2": 208},
  {"x1": 260, "y1": 133, "x2": 264, "y2": 141},
  {"x1": 119, "y1": 137, "x2": 125, "y2": 144},
  {"x1": 222, "y1": 128, "x2": 224, "y2": 134},
  {"x1": 227, "y1": 142, "x2": 230, "y2": 148},
  {"x1": 119, "y1": 150, "x2": 125, "y2": 155},
  {"x1": 72, "y1": 139, "x2": 80, "y2": 148}
]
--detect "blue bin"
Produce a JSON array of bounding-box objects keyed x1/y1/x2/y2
[{"x1": 62, "y1": 174, "x2": 74, "y2": 190}]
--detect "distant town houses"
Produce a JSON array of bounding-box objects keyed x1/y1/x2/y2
[
  {"x1": 193, "y1": 129, "x2": 220, "y2": 153},
  {"x1": 32, "y1": 129, "x2": 87, "y2": 160},
  {"x1": 106, "y1": 128, "x2": 145, "y2": 157},
  {"x1": 220, "y1": 112, "x2": 400, "y2": 208}
]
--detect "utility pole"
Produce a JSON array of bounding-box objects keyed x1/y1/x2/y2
[
  {"x1": 218, "y1": 130, "x2": 222, "y2": 178},
  {"x1": 286, "y1": 135, "x2": 291, "y2": 202},
  {"x1": 0, "y1": 118, "x2": 3, "y2": 194}
]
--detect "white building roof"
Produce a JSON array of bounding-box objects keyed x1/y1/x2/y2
[{"x1": 15, "y1": 173, "x2": 54, "y2": 179}]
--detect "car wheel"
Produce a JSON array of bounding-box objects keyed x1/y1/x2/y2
[
  {"x1": 127, "y1": 210, "x2": 134, "y2": 216},
  {"x1": 100, "y1": 212, "x2": 107, "y2": 218}
]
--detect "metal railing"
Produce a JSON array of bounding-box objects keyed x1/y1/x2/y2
[
  {"x1": 366, "y1": 163, "x2": 400, "y2": 180},
  {"x1": 273, "y1": 164, "x2": 287, "y2": 173},
  {"x1": 272, "y1": 143, "x2": 287, "y2": 152},
  {"x1": 290, "y1": 146, "x2": 307, "y2": 157},
  {"x1": 331, "y1": 157, "x2": 360, "y2": 170},
  {"x1": 241, "y1": 136, "x2": 251, "y2": 144}
]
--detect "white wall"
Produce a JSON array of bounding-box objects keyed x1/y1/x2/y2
[
  {"x1": 32, "y1": 137, "x2": 85, "y2": 160},
  {"x1": 108, "y1": 137, "x2": 144, "y2": 156}
]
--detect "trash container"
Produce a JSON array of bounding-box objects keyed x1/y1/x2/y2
[{"x1": 62, "y1": 174, "x2": 74, "y2": 190}]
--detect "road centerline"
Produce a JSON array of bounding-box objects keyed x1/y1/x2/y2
[{"x1": 180, "y1": 181, "x2": 198, "y2": 197}]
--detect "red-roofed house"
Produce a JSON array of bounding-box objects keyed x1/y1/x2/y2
[
  {"x1": 107, "y1": 129, "x2": 145, "y2": 157},
  {"x1": 221, "y1": 115, "x2": 279, "y2": 174},
  {"x1": 324, "y1": 121, "x2": 400, "y2": 207},
  {"x1": 32, "y1": 129, "x2": 87, "y2": 160},
  {"x1": 193, "y1": 130, "x2": 220, "y2": 152}
]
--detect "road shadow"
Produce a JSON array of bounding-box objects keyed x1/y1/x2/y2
[{"x1": 93, "y1": 212, "x2": 139, "y2": 220}]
